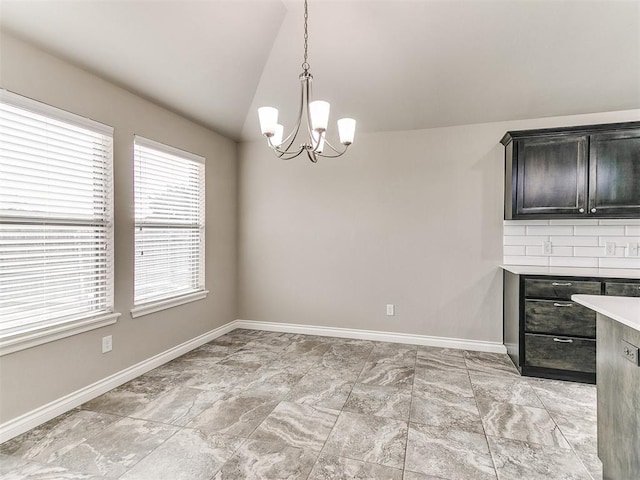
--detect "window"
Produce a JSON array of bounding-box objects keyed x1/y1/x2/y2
[
  {"x1": 132, "y1": 136, "x2": 206, "y2": 316},
  {"x1": 0, "y1": 90, "x2": 118, "y2": 354}
]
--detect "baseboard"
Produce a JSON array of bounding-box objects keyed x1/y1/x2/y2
[
  {"x1": 1, "y1": 318, "x2": 506, "y2": 443},
  {"x1": 0, "y1": 321, "x2": 236, "y2": 443},
  {"x1": 234, "y1": 319, "x2": 507, "y2": 354}
]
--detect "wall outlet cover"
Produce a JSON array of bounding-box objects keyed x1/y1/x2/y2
[
  {"x1": 621, "y1": 340, "x2": 639, "y2": 366},
  {"x1": 628, "y1": 242, "x2": 639, "y2": 257},
  {"x1": 102, "y1": 335, "x2": 112, "y2": 353},
  {"x1": 386, "y1": 304, "x2": 395, "y2": 316},
  {"x1": 543, "y1": 241, "x2": 552, "y2": 255},
  {"x1": 605, "y1": 242, "x2": 616, "y2": 256}
]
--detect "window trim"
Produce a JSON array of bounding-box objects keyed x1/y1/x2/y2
[
  {"x1": 0, "y1": 89, "x2": 113, "y2": 136},
  {"x1": 130, "y1": 290, "x2": 209, "y2": 319},
  {"x1": 0, "y1": 313, "x2": 121, "y2": 356},
  {"x1": 133, "y1": 135, "x2": 205, "y2": 166},
  {"x1": 0, "y1": 89, "x2": 118, "y2": 356}
]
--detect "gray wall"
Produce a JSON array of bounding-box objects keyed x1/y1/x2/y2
[
  {"x1": 1, "y1": 29, "x2": 638, "y2": 427},
  {"x1": 0, "y1": 32, "x2": 238, "y2": 422},
  {"x1": 238, "y1": 111, "x2": 639, "y2": 343}
]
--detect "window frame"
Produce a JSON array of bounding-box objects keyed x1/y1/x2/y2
[
  {"x1": 130, "y1": 135, "x2": 207, "y2": 318},
  {"x1": 0, "y1": 90, "x2": 120, "y2": 356}
]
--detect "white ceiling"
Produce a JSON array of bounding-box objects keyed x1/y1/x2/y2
[{"x1": 2, "y1": 0, "x2": 639, "y2": 142}]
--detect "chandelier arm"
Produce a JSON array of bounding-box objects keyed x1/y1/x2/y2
[
  {"x1": 315, "y1": 145, "x2": 350, "y2": 159},
  {"x1": 320, "y1": 137, "x2": 348, "y2": 155},
  {"x1": 277, "y1": 75, "x2": 307, "y2": 150},
  {"x1": 277, "y1": 150, "x2": 306, "y2": 160},
  {"x1": 267, "y1": 137, "x2": 305, "y2": 159},
  {"x1": 306, "y1": 149, "x2": 319, "y2": 163},
  {"x1": 272, "y1": 145, "x2": 306, "y2": 160},
  {"x1": 309, "y1": 130, "x2": 323, "y2": 152},
  {"x1": 275, "y1": 120, "x2": 302, "y2": 157},
  {"x1": 321, "y1": 137, "x2": 343, "y2": 152},
  {"x1": 278, "y1": 124, "x2": 299, "y2": 150},
  {"x1": 304, "y1": 77, "x2": 316, "y2": 142},
  {"x1": 301, "y1": 73, "x2": 325, "y2": 154},
  {"x1": 268, "y1": 71, "x2": 307, "y2": 159}
]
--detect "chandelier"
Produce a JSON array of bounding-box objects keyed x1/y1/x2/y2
[{"x1": 257, "y1": 0, "x2": 356, "y2": 163}]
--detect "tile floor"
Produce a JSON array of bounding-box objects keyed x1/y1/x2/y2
[{"x1": 1, "y1": 329, "x2": 601, "y2": 480}]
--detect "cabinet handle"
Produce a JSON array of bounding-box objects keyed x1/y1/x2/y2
[
  {"x1": 553, "y1": 302, "x2": 573, "y2": 307},
  {"x1": 591, "y1": 208, "x2": 597, "y2": 213},
  {"x1": 579, "y1": 208, "x2": 585, "y2": 213},
  {"x1": 551, "y1": 282, "x2": 572, "y2": 286},
  {"x1": 553, "y1": 338, "x2": 574, "y2": 343}
]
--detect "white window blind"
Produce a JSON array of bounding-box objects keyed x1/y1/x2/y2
[
  {"x1": 0, "y1": 90, "x2": 114, "y2": 334},
  {"x1": 134, "y1": 136, "x2": 205, "y2": 306}
]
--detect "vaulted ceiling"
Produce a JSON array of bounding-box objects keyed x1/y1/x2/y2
[{"x1": 2, "y1": 0, "x2": 639, "y2": 142}]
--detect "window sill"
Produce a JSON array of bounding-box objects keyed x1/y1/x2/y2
[
  {"x1": 0, "y1": 312, "x2": 121, "y2": 356},
  {"x1": 130, "y1": 290, "x2": 209, "y2": 319}
]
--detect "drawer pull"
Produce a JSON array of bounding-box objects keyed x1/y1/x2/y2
[
  {"x1": 553, "y1": 338, "x2": 574, "y2": 343},
  {"x1": 553, "y1": 302, "x2": 573, "y2": 307},
  {"x1": 551, "y1": 282, "x2": 572, "y2": 286}
]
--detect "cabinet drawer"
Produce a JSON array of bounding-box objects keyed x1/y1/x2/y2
[
  {"x1": 524, "y1": 300, "x2": 596, "y2": 337},
  {"x1": 525, "y1": 334, "x2": 595, "y2": 373},
  {"x1": 605, "y1": 282, "x2": 640, "y2": 297},
  {"x1": 524, "y1": 279, "x2": 600, "y2": 300}
]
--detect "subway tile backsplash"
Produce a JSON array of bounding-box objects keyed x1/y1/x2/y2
[{"x1": 503, "y1": 219, "x2": 640, "y2": 269}]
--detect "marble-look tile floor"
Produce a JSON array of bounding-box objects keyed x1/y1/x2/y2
[{"x1": 1, "y1": 329, "x2": 600, "y2": 480}]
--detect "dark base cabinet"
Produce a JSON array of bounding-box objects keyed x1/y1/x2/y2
[
  {"x1": 503, "y1": 271, "x2": 640, "y2": 384},
  {"x1": 525, "y1": 334, "x2": 596, "y2": 373}
]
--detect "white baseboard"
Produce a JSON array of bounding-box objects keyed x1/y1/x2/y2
[
  {"x1": 0, "y1": 321, "x2": 236, "y2": 443},
  {"x1": 1, "y1": 318, "x2": 506, "y2": 443},
  {"x1": 234, "y1": 319, "x2": 507, "y2": 354}
]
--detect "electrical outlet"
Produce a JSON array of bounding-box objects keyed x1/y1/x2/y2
[
  {"x1": 102, "y1": 335, "x2": 112, "y2": 353},
  {"x1": 628, "y1": 242, "x2": 639, "y2": 257},
  {"x1": 386, "y1": 304, "x2": 395, "y2": 316},
  {"x1": 621, "y1": 340, "x2": 639, "y2": 366},
  {"x1": 543, "y1": 241, "x2": 552, "y2": 255},
  {"x1": 605, "y1": 242, "x2": 616, "y2": 256}
]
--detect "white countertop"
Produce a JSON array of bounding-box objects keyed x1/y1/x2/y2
[
  {"x1": 572, "y1": 295, "x2": 640, "y2": 332},
  {"x1": 500, "y1": 265, "x2": 640, "y2": 279}
]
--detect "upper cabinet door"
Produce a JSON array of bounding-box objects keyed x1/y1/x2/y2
[
  {"x1": 589, "y1": 129, "x2": 640, "y2": 217},
  {"x1": 515, "y1": 135, "x2": 588, "y2": 217}
]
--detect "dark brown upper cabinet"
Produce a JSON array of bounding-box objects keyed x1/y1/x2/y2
[
  {"x1": 502, "y1": 122, "x2": 640, "y2": 219},
  {"x1": 589, "y1": 129, "x2": 640, "y2": 216}
]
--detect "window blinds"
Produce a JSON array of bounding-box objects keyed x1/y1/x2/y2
[
  {"x1": 0, "y1": 90, "x2": 114, "y2": 333},
  {"x1": 134, "y1": 136, "x2": 205, "y2": 306}
]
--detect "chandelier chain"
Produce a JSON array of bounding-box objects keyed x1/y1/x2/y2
[{"x1": 302, "y1": 0, "x2": 310, "y2": 71}]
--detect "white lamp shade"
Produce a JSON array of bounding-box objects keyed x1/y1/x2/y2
[
  {"x1": 337, "y1": 118, "x2": 356, "y2": 145},
  {"x1": 272, "y1": 124, "x2": 284, "y2": 146},
  {"x1": 309, "y1": 101, "x2": 330, "y2": 131},
  {"x1": 258, "y1": 107, "x2": 278, "y2": 135},
  {"x1": 312, "y1": 130, "x2": 325, "y2": 153}
]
